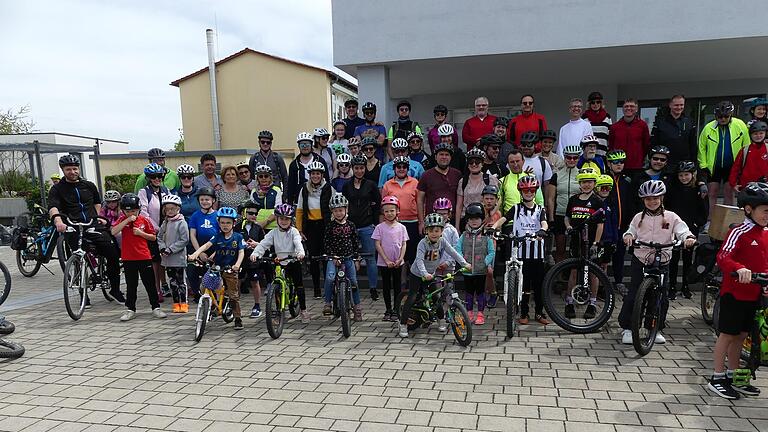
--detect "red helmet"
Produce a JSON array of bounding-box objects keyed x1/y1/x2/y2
[
  {"x1": 381, "y1": 195, "x2": 400, "y2": 209},
  {"x1": 517, "y1": 175, "x2": 539, "y2": 191}
]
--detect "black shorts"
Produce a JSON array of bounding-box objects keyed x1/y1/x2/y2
[
  {"x1": 717, "y1": 293, "x2": 759, "y2": 335},
  {"x1": 550, "y1": 215, "x2": 566, "y2": 235},
  {"x1": 147, "y1": 240, "x2": 161, "y2": 263},
  {"x1": 709, "y1": 165, "x2": 732, "y2": 184},
  {"x1": 242, "y1": 266, "x2": 263, "y2": 283}
]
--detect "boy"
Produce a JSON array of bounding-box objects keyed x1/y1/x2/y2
[
  {"x1": 595, "y1": 174, "x2": 618, "y2": 276},
  {"x1": 605, "y1": 149, "x2": 634, "y2": 294},
  {"x1": 238, "y1": 201, "x2": 265, "y2": 319},
  {"x1": 323, "y1": 194, "x2": 364, "y2": 321},
  {"x1": 709, "y1": 182, "x2": 768, "y2": 399},
  {"x1": 157, "y1": 194, "x2": 190, "y2": 313},
  {"x1": 433, "y1": 197, "x2": 460, "y2": 274},
  {"x1": 188, "y1": 207, "x2": 246, "y2": 330}
]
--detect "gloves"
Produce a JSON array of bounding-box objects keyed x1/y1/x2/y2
[
  {"x1": 536, "y1": 229, "x2": 548, "y2": 239},
  {"x1": 698, "y1": 183, "x2": 708, "y2": 197},
  {"x1": 589, "y1": 243, "x2": 599, "y2": 258}
]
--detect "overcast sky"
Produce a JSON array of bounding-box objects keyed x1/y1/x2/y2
[{"x1": 1, "y1": 0, "x2": 350, "y2": 150}]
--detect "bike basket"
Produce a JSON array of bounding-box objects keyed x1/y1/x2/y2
[
  {"x1": 201, "y1": 271, "x2": 222, "y2": 291},
  {"x1": 9, "y1": 227, "x2": 28, "y2": 251}
]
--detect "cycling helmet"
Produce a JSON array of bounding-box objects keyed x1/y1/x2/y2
[
  {"x1": 677, "y1": 160, "x2": 697, "y2": 173},
  {"x1": 517, "y1": 175, "x2": 539, "y2": 191},
  {"x1": 433, "y1": 142, "x2": 454, "y2": 154},
  {"x1": 433, "y1": 104, "x2": 448, "y2": 115},
  {"x1": 588, "y1": 91, "x2": 604, "y2": 102},
  {"x1": 437, "y1": 124, "x2": 454, "y2": 136},
  {"x1": 714, "y1": 101, "x2": 735, "y2": 116},
  {"x1": 392, "y1": 156, "x2": 410, "y2": 166},
  {"x1": 313, "y1": 127, "x2": 330, "y2": 138},
  {"x1": 464, "y1": 202, "x2": 484, "y2": 219},
  {"x1": 144, "y1": 163, "x2": 164, "y2": 176},
  {"x1": 196, "y1": 186, "x2": 216, "y2": 199},
  {"x1": 407, "y1": 131, "x2": 423, "y2": 142},
  {"x1": 606, "y1": 149, "x2": 627, "y2": 162},
  {"x1": 351, "y1": 155, "x2": 367, "y2": 166},
  {"x1": 254, "y1": 164, "x2": 272, "y2": 175},
  {"x1": 466, "y1": 148, "x2": 486, "y2": 160},
  {"x1": 424, "y1": 213, "x2": 446, "y2": 228},
  {"x1": 360, "y1": 136, "x2": 376, "y2": 148},
  {"x1": 307, "y1": 161, "x2": 325, "y2": 173},
  {"x1": 649, "y1": 145, "x2": 671, "y2": 157},
  {"x1": 58, "y1": 154, "x2": 80, "y2": 167},
  {"x1": 563, "y1": 144, "x2": 582, "y2": 156},
  {"x1": 217, "y1": 207, "x2": 238, "y2": 220},
  {"x1": 580, "y1": 135, "x2": 599, "y2": 147},
  {"x1": 737, "y1": 182, "x2": 768, "y2": 208},
  {"x1": 540, "y1": 130, "x2": 557, "y2": 141},
  {"x1": 493, "y1": 117, "x2": 508, "y2": 128},
  {"x1": 347, "y1": 136, "x2": 361, "y2": 147},
  {"x1": 596, "y1": 174, "x2": 614, "y2": 189},
  {"x1": 236, "y1": 161, "x2": 250, "y2": 170},
  {"x1": 638, "y1": 179, "x2": 667, "y2": 198},
  {"x1": 104, "y1": 190, "x2": 121, "y2": 202},
  {"x1": 296, "y1": 132, "x2": 313, "y2": 144},
  {"x1": 336, "y1": 153, "x2": 352, "y2": 164},
  {"x1": 331, "y1": 142, "x2": 346, "y2": 155},
  {"x1": 329, "y1": 193, "x2": 348, "y2": 209},
  {"x1": 576, "y1": 167, "x2": 599, "y2": 182},
  {"x1": 361, "y1": 102, "x2": 376, "y2": 112},
  {"x1": 750, "y1": 98, "x2": 768, "y2": 108},
  {"x1": 520, "y1": 131, "x2": 538, "y2": 145},
  {"x1": 381, "y1": 195, "x2": 400, "y2": 208},
  {"x1": 396, "y1": 100, "x2": 411, "y2": 111},
  {"x1": 433, "y1": 197, "x2": 452, "y2": 211},
  {"x1": 147, "y1": 148, "x2": 166, "y2": 159},
  {"x1": 50, "y1": 173, "x2": 61, "y2": 181},
  {"x1": 391, "y1": 138, "x2": 409, "y2": 150},
  {"x1": 748, "y1": 119, "x2": 768, "y2": 133},
  {"x1": 274, "y1": 203, "x2": 296, "y2": 218},
  {"x1": 177, "y1": 164, "x2": 195, "y2": 175},
  {"x1": 258, "y1": 130, "x2": 273, "y2": 140},
  {"x1": 480, "y1": 134, "x2": 503, "y2": 147},
  {"x1": 161, "y1": 194, "x2": 182, "y2": 207},
  {"x1": 120, "y1": 193, "x2": 140, "y2": 210},
  {"x1": 481, "y1": 185, "x2": 499, "y2": 196}
]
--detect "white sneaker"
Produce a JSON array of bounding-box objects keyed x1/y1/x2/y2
[
  {"x1": 438, "y1": 320, "x2": 449, "y2": 332},
  {"x1": 152, "y1": 308, "x2": 167, "y2": 319},
  {"x1": 398, "y1": 324, "x2": 409, "y2": 338},
  {"x1": 120, "y1": 310, "x2": 136, "y2": 321},
  {"x1": 654, "y1": 332, "x2": 666, "y2": 344},
  {"x1": 621, "y1": 329, "x2": 633, "y2": 345},
  {"x1": 300, "y1": 310, "x2": 310, "y2": 324}
]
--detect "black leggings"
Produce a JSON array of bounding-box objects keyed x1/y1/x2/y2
[
  {"x1": 303, "y1": 219, "x2": 326, "y2": 295},
  {"x1": 285, "y1": 261, "x2": 307, "y2": 310},
  {"x1": 464, "y1": 275, "x2": 486, "y2": 312},
  {"x1": 165, "y1": 267, "x2": 186, "y2": 303},
  {"x1": 521, "y1": 259, "x2": 545, "y2": 316},
  {"x1": 379, "y1": 266, "x2": 402, "y2": 312},
  {"x1": 400, "y1": 273, "x2": 446, "y2": 325},
  {"x1": 124, "y1": 260, "x2": 160, "y2": 312}
]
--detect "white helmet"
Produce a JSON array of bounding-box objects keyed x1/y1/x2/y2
[
  {"x1": 437, "y1": 124, "x2": 455, "y2": 136},
  {"x1": 296, "y1": 132, "x2": 313, "y2": 144},
  {"x1": 329, "y1": 193, "x2": 349, "y2": 209},
  {"x1": 313, "y1": 127, "x2": 330, "y2": 137},
  {"x1": 161, "y1": 194, "x2": 182, "y2": 207},
  {"x1": 307, "y1": 161, "x2": 325, "y2": 172},
  {"x1": 563, "y1": 144, "x2": 582, "y2": 155},
  {"x1": 254, "y1": 165, "x2": 272, "y2": 175},
  {"x1": 336, "y1": 153, "x2": 352, "y2": 164},
  {"x1": 580, "y1": 135, "x2": 599, "y2": 147},
  {"x1": 391, "y1": 138, "x2": 408, "y2": 150},
  {"x1": 177, "y1": 164, "x2": 195, "y2": 175},
  {"x1": 638, "y1": 180, "x2": 667, "y2": 198}
]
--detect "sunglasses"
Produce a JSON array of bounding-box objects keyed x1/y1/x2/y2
[
  {"x1": 298, "y1": 142, "x2": 312, "y2": 148},
  {"x1": 468, "y1": 160, "x2": 482, "y2": 165},
  {"x1": 599, "y1": 186, "x2": 613, "y2": 192},
  {"x1": 519, "y1": 188, "x2": 536, "y2": 194},
  {"x1": 238, "y1": 170, "x2": 250, "y2": 175},
  {"x1": 257, "y1": 174, "x2": 271, "y2": 178},
  {"x1": 246, "y1": 211, "x2": 258, "y2": 216},
  {"x1": 179, "y1": 175, "x2": 194, "y2": 180},
  {"x1": 434, "y1": 112, "x2": 446, "y2": 116},
  {"x1": 651, "y1": 157, "x2": 667, "y2": 162},
  {"x1": 565, "y1": 155, "x2": 580, "y2": 160},
  {"x1": 259, "y1": 140, "x2": 272, "y2": 145},
  {"x1": 395, "y1": 164, "x2": 408, "y2": 169},
  {"x1": 520, "y1": 142, "x2": 535, "y2": 148},
  {"x1": 148, "y1": 175, "x2": 164, "y2": 180},
  {"x1": 521, "y1": 101, "x2": 534, "y2": 106},
  {"x1": 609, "y1": 159, "x2": 626, "y2": 164},
  {"x1": 590, "y1": 100, "x2": 602, "y2": 104},
  {"x1": 363, "y1": 147, "x2": 375, "y2": 151},
  {"x1": 338, "y1": 163, "x2": 350, "y2": 168}
]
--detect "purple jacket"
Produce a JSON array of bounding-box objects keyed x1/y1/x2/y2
[{"x1": 427, "y1": 124, "x2": 459, "y2": 153}]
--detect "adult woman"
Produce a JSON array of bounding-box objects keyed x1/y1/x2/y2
[
  {"x1": 173, "y1": 164, "x2": 200, "y2": 220},
  {"x1": 361, "y1": 137, "x2": 381, "y2": 183},
  {"x1": 236, "y1": 161, "x2": 256, "y2": 192},
  {"x1": 216, "y1": 165, "x2": 250, "y2": 211},
  {"x1": 138, "y1": 163, "x2": 170, "y2": 300},
  {"x1": 428, "y1": 104, "x2": 458, "y2": 152},
  {"x1": 455, "y1": 148, "x2": 498, "y2": 229},
  {"x1": 546, "y1": 144, "x2": 582, "y2": 262},
  {"x1": 250, "y1": 165, "x2": 283, "y2": 231}
]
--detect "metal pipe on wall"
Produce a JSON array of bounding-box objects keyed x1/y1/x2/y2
[{"x1": 206, "y1": 29, "x2": 222, "y2": 150}]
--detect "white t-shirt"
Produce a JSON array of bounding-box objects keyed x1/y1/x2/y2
[
  {"x1": 557, "y1": 118, "x2": 593, "y2": 157},
  {"x1": 522, "y1": 155, "x2": 553, "y2": 185}
]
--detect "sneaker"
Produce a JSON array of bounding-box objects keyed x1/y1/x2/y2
[
  {"x1": 565, "y1": 304, "x2": 576, "y2": 319},
  {"x1": 161, "y1": 284, "x2": 171, "y2": 297},
  {"x1": 180, "y1": 303, "x2": 189, "y2": 313},
  {"x1": 398, "y1": 324, "x2": 409, "y2": 338},
  {"x1": 654, "y1": 332, "x2": 666, "y2": 344},
  {"x1": 519, "y1": 315, "x2": 529, "y2": 325},
  {"x1": 535, "y1": 314, "x2": 550, "y2": 325},
  {"x1": 621, "y1": 329, "x2": 633, "y2": 344},
  {"x1": 468, "y1": 311, "x2": 475, "y2": 323},
  {"x1": 681, "y1": 285, "x2": 692, "y2": 299},
  {"x1": 172, "y1": 303, "x2": 181, "y2": 313},
  {"x1": 234, "y1": 317, "x2": 243, "y2": 330},
  {"x1": 109, "y1": 290, "x2": 126, "y2": 305},
  {"x1": 438, "y1": 320, "x2": 448, "y2": 332},
  {"x1": 370, "y1": 289, "x2": 379, "y2": 301},
  {"x1": 615, "y1": 283, "x2": 627, "y2": 297},
  {"x1": 120, "y1": 310, "x2": 136, "y2": 321},
  {"x1": 249, "y1": 306, "x2": 262, "y2": 319},
  {"x1": 668, "y1": 288, "x2": 677, "y2": 301},
  {"x1": 300, "y1": 310, "x2": 310, "y2": 324},
  {"x1": 353, "y1": 304, "x2": 363, "y2": 322},
  {"x1": 583, "y1": 304, "x2": 597, "y2": 319},
  {"x1": 382, "y1": 311, "x2": 391, "y2": 322},
  {"x1": 323, "y1": 303, "x2": 332, "y2": 316},
  {"x1": 390, "y1": 312, "x2": 400, "y2": 322},
  {"x1": 152, "y1": 308, "x2": 167, "y2": 319},
  {"x1": 313, "y1": 289, "x2": 322, "y2": 300},
  {"x1": 475, "y1": 311, "x2": 485, "y2": 325},
  {"x1": 708, "y1": 376, "x2": 740, "y2": 399},
  {"x1": 733, "y1": 383, "x2": 761, "y2": 397},
  {"x1": 487, "y1": 293, "x2": 498, "y2": 308}
]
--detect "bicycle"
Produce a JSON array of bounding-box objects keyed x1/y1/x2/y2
[
  {"x1": 690, "y1": 238, "x2": 723, "y2": 326},
  {"x1": 0, "y1": 316, "x2": 24, "y2": 360},
  {"x1": 0, "y1": 260, "x2": 11, "y2": 307},
  {"x1": 314, "y1": 254, "x2": 365, "y2": 338},
  {"x1": 11, "y1": 204, "x2": 67, "y2": 277},
  {"x1": 732, "y1": 272, "x2": 768, "y2": 387},
  {"x1": 396, "y1": 271, "x2": 473, "y2": 346},
  {"x1": 542, "y1": 209, "x2": 614, "y2": 333},
  {"x1": 256, "y1": 255, "x2": 300, "y2": 339},
  {"x1": 192, "y1": 260, "x2": 235, "y2": 342}
]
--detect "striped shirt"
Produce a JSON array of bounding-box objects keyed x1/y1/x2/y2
[{"x1": 507, "y1": 203, "x2": 546, "y2": 259}]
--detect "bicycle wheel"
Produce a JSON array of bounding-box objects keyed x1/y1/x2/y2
[
  {"x1": 221, "y1": 298, "x2": 234, "y2": 323},
  {"x1": 631, "y1": 278, "x2": 661, "y2": 356},
  {"x1": 56, "y1": 236, "x2": 71, "y2": 272},
  {"x1": 195, "y1": 295, "x2": 211, "y2": 342},
  {"x1": 265, "y1": 282, "x2": 285, "y2": 339},
  {"x1": 0, "y1": 318, "x2": 14, "y2": 335},
  {"x1": 337, "y1": 282, "x2": 351, "y2": 338},
  {"x1": 63, "y1": 255, "x2": 87, "y2": 321},
  {"x1": 0, "y1": 260, "x2": 11, "y2": 306},
  {"x1": 449, "y1": 299, "x2": 472, "y2": 346},
  {"x1": 506, "y1": 269, "x2": 520, "y2": 339},
  {"x1": 287, "y1": 283, "x2": 299, "y2": 319},
  {"x1": 0, "y1": 339, "x2": 25, "y2": 359},
  {"x1": 542, "y1": 258, "x2": 614, "y2": 333},
  {"x1": 94, "y1": 257, "x2": 114, "y2": 302},
  {"x1": 16, "y1": 242, "x2": 41, "y2": 278},
  {"x1": 700, "y1": 282, "x2": 719, "y2": 325}
]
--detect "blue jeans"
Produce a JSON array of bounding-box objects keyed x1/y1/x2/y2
[
  {"x1": 357, "y1": 225, "x2": 378, "y2": 290},
  {"x1": 324, "y1": 258, "x2": 360, "y2": 305}
]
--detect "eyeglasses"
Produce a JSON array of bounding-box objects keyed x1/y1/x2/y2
[
  {"x1": 651, "y1": 157, "x2": 667, "y2": 162},
  {"x1": 521, "y1": 101, "x2": 534, "y2": 106},
  {"x1": 257, "y1": 174, "x2": 271, "y2": 179},
  {"x1": 259, "y1": 140, "x2": 272, "y2": 145},
  {"x1": 599, "y1": 186, "x2": 613, "y2": 192},
  {"x1": 338, "y1": 163, "x2": 350, "y2": 168},
  {"x1": 468, "y1": 160, "x2": 482, "y2": 165},
  {"x1": 246, "y1": 211, "x2": 258, "y2": 216},
  {"x1": 565, "y1": 155, "x2": 580, "y2": 161},
  {"x1": 570, "y1": 105, "x2": 583, "y2": 110},
  {"x1": 238, "y1": 170, "x2": 250, "y2": 175},
  {"x1": 623, "y1": 105, "x2": 638, "y2": 110},
  {"x1": 179, "y1": 175, "x2": 194, "y2": 180}
]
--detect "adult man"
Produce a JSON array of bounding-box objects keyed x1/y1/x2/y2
[
  {"x1": 462, "y1": 96, "x2": 497, "y2": 151},
  {"x1": 479, "y1": 134, "x2": 505, "y2": 177},
  {"x1": 608, "y1": 98, "x2": 650, "y2": 175},
  {"x1": 437, "y1": 123, "x2": 467, "y2": 173},
  {"x1": 342, "y1": 99, "x2": 366, "y2": 140},
  {"x1": 49, "y1": 154, "x2": 126, "y2": 304},
  {"x1": 378, "y1": 138, "x2": 424, "y2": 188},
  {"x1": 576, "y1": 135, "x2": 606, "y2": 174},
  {"x1": 650, "y1": 95, "x2": 697, "y2": 169},
  {"x1": 407, "y1": 132, "x2": 433, "y2": 171},
  {"x1": 582, "y1": 92, "x2": 612, "y2": 156},
  {"x1": 508, "y1": 94, "x2": 548, "y2": 148},
  {"x1": 285, "y1": 132, "x2": 330, "y2": 205},
  {"x1": 193, "y1": 153, "x2": 222, "y2": 190},
  {"x1": 519, "y1": 131, "x2": 553, "y2": 207},
  {"x1": 493, "y1": 117, "x2": 515, "y2": 167},
  {"x1": 353, "y1": 102, "x2": 387, "y2": 161},
  {"x1": 698, "y1": 101, "x2": 751, "y2": 216},
  {"x1": 248, "y1": 130, "x2": 288, "y2": 188},
  {"x1": 557, "y1": 99, "x2": 593, "y2": 157},
  {"x1": 428, "y1": 105, "x2": 457, "y2": 152},
  {"x1": 498, "y1": 149, "x2": 544, "y2": 215},
  {"x1": 134, "y1": 148, "x2": 180, "y2": 192},
  {"x1": 417, "y1": 143, "x2": 462, "y2": 233},
  {"x1": 388, "y1": 100, "x2": 422, "y2": 144}
]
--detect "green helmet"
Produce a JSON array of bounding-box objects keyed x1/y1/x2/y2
[
  {"x1": 424, "y1": 213, "x2": 445, "y2": 228},
  {"x1": 606, "y1": 149, "x2": 627, "y2": 162},
  {"x1": 331, "y1": 142, "x2": 346, "y2": 155},
  {"x1": 576, "y1": 167, "x2": 599, "y2": 182},
  {"x1": 596, "y1": 174, "x2": 614, "y2": 188}
]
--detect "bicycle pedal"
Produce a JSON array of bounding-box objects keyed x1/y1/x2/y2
[{"x1": 732, "y1": 369, "x2": 753, "y2": 386}]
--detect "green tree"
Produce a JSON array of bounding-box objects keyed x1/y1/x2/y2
[
  {"x1": 0, "y1": 105, "x2": 35, "y2": 134},
  {"x1": 172, "y1": 128, "x2": 184, "y2": 152},
  {"x1": 0, "y1": 106, "x2": 36, "y2": 199}
]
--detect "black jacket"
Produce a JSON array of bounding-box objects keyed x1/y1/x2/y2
[
  {"x1": 285, "y1": 153, "x2": 329, "y2": 205},
  {"x1": 342, "y1": 178, "x2": 381, "y2": 228},
  {"x1": 606, "y1": 172, "x2": 635, "y2": 231},
  {"x1": 650, "y1": 112, "x2": 698, "y2": 167},
  {"x1": 665, "y1": 181, "x2": 708, "y2": 232},
  {"x1": 48, "y1": 178, "x2": 100, "y2": 223}
]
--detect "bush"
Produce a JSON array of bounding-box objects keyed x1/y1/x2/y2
[
  {"x1": 105, "y1": 173, "x2": 140, "y2": 194},
  {"x1": 0, "y1": 171, "x2": 43, "y2": 210}
]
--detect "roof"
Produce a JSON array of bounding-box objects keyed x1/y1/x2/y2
[
  {"x1": 0, "y1": 141, "x2": 98, "y2": 154},
  {"x1": 170, "y1": 48, "x2": 357, "y2": 91},
  {"x1": 0, "y1": 132, "x2": 129, "y2": 144}
]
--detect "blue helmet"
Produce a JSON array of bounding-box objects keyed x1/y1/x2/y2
[
  {"x1": 144, "y1": 163, "x2": 164, "y2": 176},
  {"x1": 217, "y1": 207, "x2": 238, "y2": 220}
]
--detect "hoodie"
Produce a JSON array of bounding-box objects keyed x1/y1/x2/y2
[{"x1": 157, "y1": 213, "x2": 189, "y2": 268}]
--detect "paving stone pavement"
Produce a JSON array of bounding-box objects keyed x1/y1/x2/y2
[{"x1": 1, "y1": 246, "x2": 767, "y2": 432}]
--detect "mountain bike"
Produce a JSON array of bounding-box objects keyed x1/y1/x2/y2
[
  {"x1": 0, "y1": 260, "x2": 11, "y2": 307},
  {"x1": 397, "y1": 271, "x2": 473, "y2": 346},
  {"x1": 315, "y1": 254, "x2": 365, "y2": 338},
  {"x1": 732, "y1": 272, "x2": 768, "y2": 387},
  {"x1": 256, "y1": 255, "x2": 300, "y2": 339},
  {"x1": 691, "y1": 239, "x2": 722, "y2": 326},
  {"x1": 0, "y1": 316, "x2": 24, "y2": 360},
  {"x1": 192, "y1": 260, "x2": 234, "y2": 342},
  {"x1": 542, "y1": 209, "x2": 614, "y2": 333},
  {"x1": 11, "y1": 205, "x2": 66, "y2": 277}
]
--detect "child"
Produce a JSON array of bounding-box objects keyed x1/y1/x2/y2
[
  {"x1": 433, "y1": 197, "x2": 459, "y2": 274},
  {"x1": 666, "y1": 161, "x2": 708, "y2": 300},
  {"x1": 296, "y1": 161, "x2": 334, "y2": 299},
  {"x1": 187, "y1": 187, "x2": 219, "y2": 301},
  {"x1": 157, "y1": 194, "x2": 190, "y2": 313},
  {"x1": 618, "y1": 180, "x2": 696, "y2": 345},
  {"x1": 188, "y1": 207, "x2": 246, "y2": 330},
  {"x1": 604, "y1": 149, "x2": 634, "y2": 294},
  {"x1": 100, "y1": 190, "x2": 122, "y2": 247},
  {"x1": 322, "y1": 194, "x2": 364, "y2": 321},
  {"x1": 492, "y1": 176, "x2": 550, "y2": 325},
  {"x1": 481, "y1": 185, "x2": 502, "y2": 306},
  {"x1": 456, "y1": 203, "x2": 495, "y2": 325},
  {"x1": 238, "y1": 201, "x2": 265, "y2": 319},
  {"x1": 399, "y1": 213, "x2": 471, "y2": 338},
  {"x1": 595, "y1": 174, "x2": 618, "y2": 276},
  {"x1": 111, "y1": 193, "x2": 166, "y2": 321},
  {"x1": 709, "y1": 182, "x2": 768, "y2": 399},
  {"x1": 372, "y1": 196, "x2": 409, "y2": 322}
]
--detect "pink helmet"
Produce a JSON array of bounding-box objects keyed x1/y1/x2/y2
[
  {"x1": 433, "y1": 197, "x2": 452, "y2": 211},
  {"x1": 381, "y1": 195, "x2": 400, "y2": 209}
]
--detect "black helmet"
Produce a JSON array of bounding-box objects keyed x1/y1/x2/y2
[
  {"x1": 677, "y1": 160, "x2": 696, "y2": 173},
  {"x1": 520, "y1": 131, "x2": 538, "y2": 144},
  {"x1": 434, "y1": 142, "x2": 454, "y2": 154},
  {"x1": 540, "y1": 130, "x2": 557, "y2": 141},
  {"x1": 351, "y1": 155, "x2": 367, "y2": 166},
  {"x1": 714, "y1": 101, "x2": 735, "y2": 116},
  {"x1": 195, "y1": 186, "x2": 216, "y2": 199},
  {"x1": 360, "y1": 136, "x2": 376, "y2": 148},
  {"x1": 481, "y1": 185, "x2": 499, "y2": 196},
  {"x1": 58, "y1": 154, "x2": 80, "y2": 167},
  {"x1": 344, "y1": 99, "x2": 358, "y2": 108},
  {"x1": 493, "y1": 117, "x2": 508, "y2": 128},
  {"x1": 587, "y1": 91, "x2": 604, "y2": 102},
  {"x1": 147, "y1": 148, "x2": 165, "y2": 159},
  {"x1": 480, "y1": 134, "x2": 503, "y2": 148},
  {"x1": 464, "y1": 202, "x2": 484, "y2": 219},
  {"x1": 258, "y1": 130, "x2": 273, "y2": 140},
  {"x1": 649, "y1": 145, "x2": 671, "y2": 157},
  {"x1": 120, "y1": 193, "x2": 140, "y2": 210},
  {"x1": 396, "y1": 100, "x2": 411, "y2": 111},
  {"x1": 748, "y1": 119, "x2": 768, "y2": 133},
  {"x1": 361, "y1": 102, "x2": 376, "y2": 112},
  {"x1": 737, "y1": 182, "x2": 768, "y2": 208},
  {"x1": 433, "y1": 104, "x2": 448, "y2": 115}
]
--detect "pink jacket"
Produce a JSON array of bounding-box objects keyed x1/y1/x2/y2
[{"x1": 623, "y1": 210, "x2": 693, "y2": 265}]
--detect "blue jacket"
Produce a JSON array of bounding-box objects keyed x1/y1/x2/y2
[
  {"x1": 172, "y1": 186, "x2": 200, "y2": 220},
  {"x1": 378, "y1": 160, "x2": 424, "y2": 188}
]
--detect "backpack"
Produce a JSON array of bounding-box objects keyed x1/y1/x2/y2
[{"x1": 461, "y1": 172, "x2": 491, "y2": 193}]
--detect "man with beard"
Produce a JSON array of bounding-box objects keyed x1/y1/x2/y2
[{"x1": 479, "y1": 134, "x2": 506, "y2": 177}]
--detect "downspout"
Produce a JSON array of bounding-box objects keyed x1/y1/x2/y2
[{"x1": 206, "y1": 29, "x2": 222, "y2": 150}]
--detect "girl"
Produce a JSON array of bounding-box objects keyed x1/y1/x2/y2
[
  {"x1": 187, "y1": 187, "x2": 219, "y2": 301},
  {"x1": 433, "y1": 197, "x2": 460, "y2": 274},
  {"x1": 216, "y1": 165, "x2": 250, "y2": 213},
  {"x1": 157, "y1": 194, "x2": 189, "y2": 313},
  {"x1": 323, "y1": 194, "x2": 364, "y2": 321},
  {"x1": 456, "y1": 203, "x2": 495, "y2": 325},
  {"x1": 138, "y1": 163, "x2": 170, "y2": 301},
  {"x1": 372, "y1": 196, "x2": 409, "y2": 322},
  {"x1": 331, "y1": 153, "x2": 354, "y2": 191},
  {"x1": 296, "y1": 161, "x2": 335, "y2": 299},
  {"x1": 250, "y1": 165, "x2": 283, "y2": 231},
  {"x1": 100, "y1": 190, "x2": 122, "y2": 247}
]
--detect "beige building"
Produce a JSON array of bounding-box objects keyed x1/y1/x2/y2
[{"x1": 171, "y1": 48, "x2": 358, "y2": 154}]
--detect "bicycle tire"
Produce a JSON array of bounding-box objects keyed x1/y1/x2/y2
[
  {"x1": 95, "y1": 256, "x2": 114, "y2": 302},
  {"x1": 506, "y1": 270, "x2": 519, "y2": 339},
  {"x1": 542, "y1": 258, "x2": 614, "y2": 334},
  {"x1": 0, "y1": 339, "x2": 25, "y2": 359},
  {"x1": 195, "y1": 296, "x2": 211, "y2": 342},
  {"x1": 63, "y1": 255, "x2": 86, "y2": 321},
  {"x1": 0, "y1": 319, "x2": 14, "y2": 335},
  {"x1": 16, "y1": 244, "x2": 41, "y2": 278},
  {"x1": 338, "y1": 281, "x2": 351, "y2": 338},
  {"x1": 701, "y1": 282, "x2": 718, "y2": 325},
  {"x1": 450, "y1": 299, "x2": 472, "y2": 347},
  {"x1": 265, "y1": 282, "x2": 285, "y2": 339},
  {"x1": 631, "y1": 278, "x2": 661, "y2": 356},
  {"x1": 396, "y1": 292, "x2": 418, "y2": 331},
  {"x1": 221, "y1": 298, "x2": 234, "y2": 323},
  {"x1": 0, "y1": 260, "x2": 11, "y2": 306},
  {"x1": 56, "y1": 236, "x2": 71, "y2": 272}
]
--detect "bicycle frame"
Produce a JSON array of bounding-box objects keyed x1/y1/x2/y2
[{"x1": 411, "y1": 273, "x2": 456, "y2": 320}]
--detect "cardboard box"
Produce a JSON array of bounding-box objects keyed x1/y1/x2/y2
[{"x1": 709, "y1": 204, "x2": 745, "y2": 241}]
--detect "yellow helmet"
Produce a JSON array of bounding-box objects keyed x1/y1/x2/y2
[
  {"x1": 596, "y1": 174, "x2": 614, "y2": 189},
  {"x1": 50, "y1": 173, "x2": 61, "y2": 180},
  {"x1": 576, "y1": 167, "x2": 599, "y2": 182}
]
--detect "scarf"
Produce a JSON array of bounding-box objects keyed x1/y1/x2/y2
[{"x1": 583, "y1": 108, "x2": 608, "y2": 124}]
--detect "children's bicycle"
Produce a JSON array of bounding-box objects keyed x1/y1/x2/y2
[
  {"x1": 314, "y1": 254, "x2": 364, "y2": 338},
  {"x1": 732, "y1": 272, "x2": 768, "y2": 387},
  {"x1": 192, "y1": 260, "x2": 234, "y2": 342},
  {"x1": 257, "y1": 255, "x2": 300, "y2": 339},
  {"x1": 396, "y1": 271, "x2": 473, "y2": 346}
]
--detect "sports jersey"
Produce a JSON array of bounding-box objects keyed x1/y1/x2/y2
[
  {"x1": 208, "y1": 231, "x2": 246, "y2": 267},
  {"x1": 188, "y1": 209, "x2": 218, "y2": 246},
  {"x1": 717, "y1": 219, "x2": 768, "y2": 301},
  {"x1": 506, "y1": 203, "x2": 546, "y2": 259},
  {"x1": 117, "y1": 214, "x2": 155, "y2": 261},
  {"x1": 566, "y1": 193, "x2": 604, "y2": 241}
]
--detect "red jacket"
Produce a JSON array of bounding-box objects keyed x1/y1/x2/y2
[
  {"x1": 507, "y1": 112, "x2": 547, "y2": 146},
  {"x1": 728, "y1": 142, "x2": 768, "y2": 188},
  {"x1": 717, "y1": 219, "x2": 768, "y2": 301},
  {"x1": 608, "y1": 117, "x2": 650, "y2": 170},
  {"x1": 462, "y1": 115, "x2": 497, "y2": 150}
]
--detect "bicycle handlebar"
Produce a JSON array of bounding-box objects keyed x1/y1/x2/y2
[
  {"x1": 729, "y1": 272, "x2": 768, "y2": 286},
  {"x1": 254, "y1": 255, "x2": 299, "y2": 265},
  {"x1": 634, "y1": 239, "x2": 698, "y2": 250},
  {"x1": 485, "y1": 230, "x2": 547, "y2": 242},
  {"x1": 51, "y1": 214, "x2": 109, "y2": 228},
  {"x1": 312, "y1": 254, "x2": 366, "y2": 262}
]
